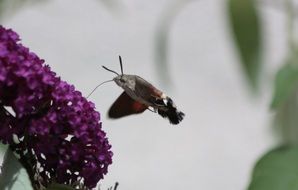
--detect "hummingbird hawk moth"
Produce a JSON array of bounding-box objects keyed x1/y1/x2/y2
[{"x1": 89, "y1": 56, "x2": 185, "y2": 125}]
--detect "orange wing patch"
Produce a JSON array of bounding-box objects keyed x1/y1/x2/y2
[{"x1": 108, "y1": 92, "x2": 148, "y2": 118}]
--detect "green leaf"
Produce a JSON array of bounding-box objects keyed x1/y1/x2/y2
[
  {"x1": 228, "y1": 0, "x2": 262, "y2": 90},
  {"x1": 271, "y1": 61, "x2": 298, "y2": 109},
  {"x1": 46, "y1": 183, "x2": 75, "y2": 190},
  {"x1": 0, "y1": 148, "x2": 33, "y2": 190},
  {"x1": 0, "y1": 142, "x2": 8, "y2": 154},
  {"x1": 248, "y1": 146, "x2": 298, "y2": 190}
]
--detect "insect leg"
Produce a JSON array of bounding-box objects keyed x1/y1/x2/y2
[{"x1": 147, "y1": 107, "x2": 157, "y2": 113}]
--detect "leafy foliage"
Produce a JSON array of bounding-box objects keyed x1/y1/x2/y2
[
  {"x1": 271, "y1": 59, "x2": 298, "y2": 109},
  {"x1": 227, "y1": 0, "x2": 262, "y2": 90},
  {"x1": 248, "y1": 146, "x2": 298, "y2": 190},
  {"x1": 0, "y1": 148, "x2": 33, "y2": 190}
]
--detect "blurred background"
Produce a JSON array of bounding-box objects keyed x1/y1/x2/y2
[{"x1": 0, "y1": 0, "x2": 294, "y2": 189}]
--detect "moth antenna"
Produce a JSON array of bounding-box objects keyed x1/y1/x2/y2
[
  {"x1": 119, "y1": 55, "x2": 124, "y2": 75},
  {"x1": 86, "y1": 79, "x2": 114, "y2": 98},
  {"x1": 102, "y1": 66, "x2": 120, "y2": 76}
]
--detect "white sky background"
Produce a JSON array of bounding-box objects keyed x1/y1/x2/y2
[{"x1": 1, "y1": 0, "x2": 289, "y2": 189}]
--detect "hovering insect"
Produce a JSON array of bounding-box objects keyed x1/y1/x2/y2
[{"x1": 88, "y1": 56, "x2": 185, "y2": 124}]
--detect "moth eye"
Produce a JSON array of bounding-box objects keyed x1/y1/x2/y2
[{"x1": 120, "y1": 78, "x2": 125, "y2": 83}]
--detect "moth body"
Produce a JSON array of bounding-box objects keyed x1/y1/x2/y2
[
  {"x1": 100, "y1": 56, "x2": 184, "y2": 124},
  {"x1": 111, "y1": 74, "x2": 185, "y2": 124},
  {"x1": 113, "y1": 74, "x2": 161, "y2": 107}
]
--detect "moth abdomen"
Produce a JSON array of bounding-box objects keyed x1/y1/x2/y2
[
  {"x1": 157, "y1": 97, "x2": 185, "y2": 124},
  {"x1": 157, "y1": 108, "x2": 184, "y2": 125}
]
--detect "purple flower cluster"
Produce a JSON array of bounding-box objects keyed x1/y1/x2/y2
[{"x1": 0, "y1": 26, "x2": 112, "y2": 189}]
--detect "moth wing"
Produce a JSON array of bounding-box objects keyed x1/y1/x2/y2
[
  {"x1": 108, "y1": 91, "x2": 148, "y2": 118},
  {"x1": 134, "y1": 76, "x2": 163, "y2": 104}
]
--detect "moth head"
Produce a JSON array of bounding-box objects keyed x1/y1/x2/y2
[
  {"x1": 87, "y1": 55, "x2": 127, "y2": 98},
  {"x1": 102, "y1": 55, "x2": 134, "y2": 89},
  {"x1": 113, "y1": 75, "x2": 135, "y2": 89},
  {"x1": 113, "y1": 75, "x2": 127, "y2": 87}
]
